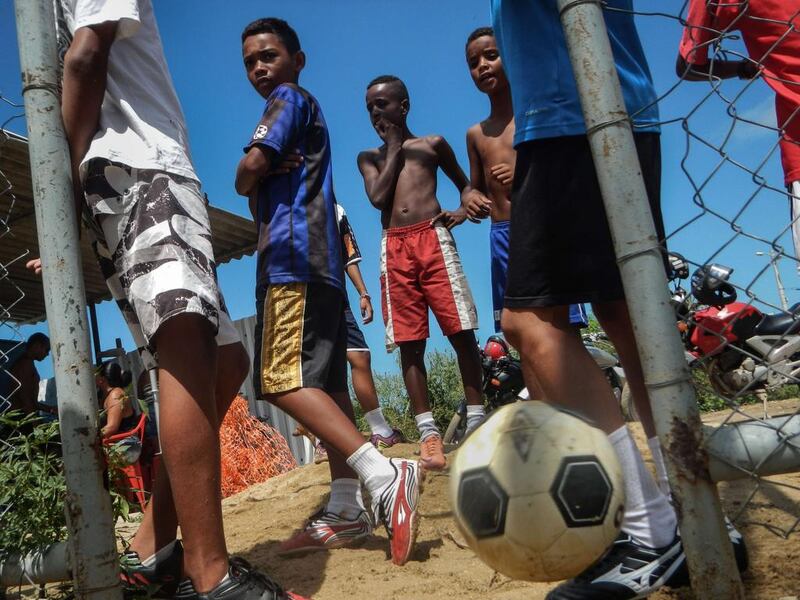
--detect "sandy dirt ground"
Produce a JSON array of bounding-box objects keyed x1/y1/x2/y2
[{"x1": 219, "y1": 402, "x2": 800, "y2": 600}]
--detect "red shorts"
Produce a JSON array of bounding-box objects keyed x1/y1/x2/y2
[{"x1": 380, "y1": 221, "x2": 478, "y2": 351}]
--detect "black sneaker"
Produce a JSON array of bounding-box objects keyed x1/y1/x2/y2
[
  {"x1": 546, "y1": 532, "x2": 685, "y2": 599},
  {"x1": 173, "y1": 557, "x2": 308, "y2": 600},
  {"x1": 666, "y1": 517, "x2": 749, "y2": 589},
  {"x1": 120, "y1": 539, "x2": 183, "y2": 598}
]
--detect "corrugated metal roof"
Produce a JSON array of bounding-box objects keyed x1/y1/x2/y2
[{"x1": 0, "y1": 130, "x2": 256, "y2": 324}]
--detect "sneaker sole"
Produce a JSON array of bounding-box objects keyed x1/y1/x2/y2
[
  {"x1": 277, "y1": 532, "x2": 370, "y2": 557},
  {"x1": 390, "y1": 461, "x2": 423, "y2": 566}
]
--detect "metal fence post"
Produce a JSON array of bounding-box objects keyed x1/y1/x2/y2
[
  {"x1": 555, "y1": 1, "x2": 745, "y2": 597},
  {"x1": 12, "y1": 0, "x2": 121, "y2": 598}
]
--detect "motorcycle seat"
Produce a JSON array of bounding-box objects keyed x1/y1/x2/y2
[{"x1": 754, "y1": 304, "x2": 800, "y2": 336}]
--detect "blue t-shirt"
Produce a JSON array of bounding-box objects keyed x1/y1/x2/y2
[
  {"x1": 244, "y1": 84, "x2": 345, "y2": 293},
  {"x1": 490, "y1": 0, "x2": 660, "y2": 147}
]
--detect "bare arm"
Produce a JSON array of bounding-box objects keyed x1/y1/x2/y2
[
  {"x1": 9, "y1": 361, "x2": 38, "y2": 415},
  {"x1": 346, "y1": 262, "x2": 373, "y2": 324},
  {"x1": 236, "y1": 146, "x2": 276, "y2": 197},
  {"x1": 675, "y1": 55, "x2": 758, "y2": 81},
  {"x1": 357, "y1": 147, "x2": 403, "y2": 211},
  {"x1": 62, "y1": 22, "x2": 118, "y2": 218},
  {"x1": 101, "y1": 389, "x2": 126, "y2": 438},
  {"x1": 465, "y1": 128, "x2": 492, "y2": 220},
  {"x1": 432, "y1": 135, "x2": 486, "y2": 228},
  {"x1": 435, "y1": 135, "x2": 469, "y2": 193}
]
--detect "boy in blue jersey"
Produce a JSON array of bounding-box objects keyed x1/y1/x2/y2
[
  {"x1": 463, "y1": 27, "x2": 588, "y2": 334},
  {"x1": 235, "y1": 18, "x2": 419, "y2": 566},
  {"x1": 490, "y1": 3, "x2": 746, "y2": 598}
]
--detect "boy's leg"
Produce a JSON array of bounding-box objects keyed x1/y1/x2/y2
[
  {"x1": 348, "y1": 350, "x2": 401, "y2": 446},
  {"x1": 398, "y1": 340, "x2": 431, "y2": 418},
  {"x1": 399, "y1": 340, "x2": 446, "y2": 470},
  {"x1": 592, "y1": 299, "x2": 657, "y2": 438},
  {"x1": 257, "y1": 283, "x2": 420, "y2": 564},
  {"x1": 152, "y1": 314, "x2": 227, "y2": 592},
  {"x1": 448, "y1": 330, "x2": 486, "y2": 434},
  {"x1": 343, "y1": 303, "x2": 398, "y2": 443},
  {"x1": 349, "y1": 350, "x2": 379, "y2": 413},
  {"x1": 502, "y1": 137, "x2": 683, "y2": 599},
  {"x1": 128, "y1": 340, "x2": 249, "y2": 561},
  {"x1": 502, "y1": 307, "x2": 624, "y2": 432}
]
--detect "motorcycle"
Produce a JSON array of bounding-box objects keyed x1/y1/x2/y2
[
  {"x1": 668, "y1": 254, "x2": 800, "y2": 407},
  {"x1": 443, "y1": 334, "x2": 626, "y2": 444}
]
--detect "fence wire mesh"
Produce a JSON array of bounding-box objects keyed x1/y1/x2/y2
[
  {"x1": 0, "y1": 92, "x2": 28, "y2": 422},
  {"x1": 607, "y1": 0, "x2": 800, "y2": 544}
]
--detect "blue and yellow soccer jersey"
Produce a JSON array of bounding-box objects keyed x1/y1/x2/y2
[{"x1": 244, "y1": 83, "x2": 344, "y2": 293}]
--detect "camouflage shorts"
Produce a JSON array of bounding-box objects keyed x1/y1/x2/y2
[{"x1": 82, "y1": 158, "x2": 239, "y2": 349}]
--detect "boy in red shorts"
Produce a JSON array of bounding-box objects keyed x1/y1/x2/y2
[
  {"x1": 677, "y1": 1, "x2": 800, "y2": 266},
  {"x1": 357, "y1": 76, "x2": 488, "y2": 470}
]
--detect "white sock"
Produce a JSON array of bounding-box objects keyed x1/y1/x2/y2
[
  {"x1": 139, "y1": 539, "x2": 176, "y2": 567},
  {"x1": 364, "y1": 408, "x2": 393, "y2": 438},
  {"x1": 326, "y1": 478, "x2": 365, "y2": 519},
  {"x1": 465, "y1": 404, "x2": 486, "y2": 433},
  {"x1": 414, "y1": 411, "x2": 440, "y2": 441},
  {"x1": 647, "y1": 436, "x2": 671, "y2": 497},
  {"x1": 609, "y1": 425, "x2": 677, "y2": 548},
  {"x1": 346, "y1": 442, "x2": 395, "y2": 496}
]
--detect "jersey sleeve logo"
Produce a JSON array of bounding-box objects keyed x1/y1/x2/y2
[{"x1": 253, "y1": 124, "x2": 269, "y2": 140}]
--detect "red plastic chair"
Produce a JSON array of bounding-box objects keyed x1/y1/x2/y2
[{"x1": 104, "y1": 413, "x2": 150, "y2": 509}]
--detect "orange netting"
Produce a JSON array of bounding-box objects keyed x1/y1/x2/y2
[{"x1": 219, "y1": 396, "x2": 297, "y2": 498}]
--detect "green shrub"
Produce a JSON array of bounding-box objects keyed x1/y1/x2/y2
[
  {"x1": 0, "y1": 411, "x2": 135, "y2": 563},
  {"x1": 352, "y1": 349, "x2": 465, "y2": 441}
]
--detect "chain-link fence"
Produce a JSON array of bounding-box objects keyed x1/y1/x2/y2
[
  {"x1": 618, "y1": 0, "x2": 800, "y2": 535},
  {"x1": 0, "y1": 92, "x2": 28, "y2": 420},
  {"x1": 565, "y1": 1, "x2": 800, "y2": 596}
]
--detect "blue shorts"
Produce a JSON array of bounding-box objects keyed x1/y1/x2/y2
[
  {"x1": 490, "y1": 220, "x2": 588, "y2": 331},
  {"x1": 344, "y1": 302, "x2": 369, "y2": 352}
]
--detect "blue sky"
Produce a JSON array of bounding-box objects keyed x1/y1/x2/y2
[{"x1": 1, "y1": 0, "x2": 796, "y2": 381}]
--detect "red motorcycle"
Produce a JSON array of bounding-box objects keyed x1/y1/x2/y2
[{"x1": 670, "y1": 257, "x2": 800, "y2": 400}]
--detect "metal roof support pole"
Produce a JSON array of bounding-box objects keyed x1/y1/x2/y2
[
  {"x1": 13, "y1": 1, "x2": 121, "y2": 598},
  {"x1": 555, "y1": 1, "x2": 744, "y2": 597}
]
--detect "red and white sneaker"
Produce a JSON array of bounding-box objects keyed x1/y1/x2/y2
[
  {"x1": 372, "y1": 458, "x2": 421, "y2": 566},
  {"x1": 277, "y1": 509, "x2": 372, "y2": 555}
]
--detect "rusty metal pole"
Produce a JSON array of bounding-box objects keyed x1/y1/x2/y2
[
  {"x1": 13, "y1": 0, "x2": 121, "y2": 597},
  {"x1": 555, "y1": 0, "x2": 744, "y2": 597}
]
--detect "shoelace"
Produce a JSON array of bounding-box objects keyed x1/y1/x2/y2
[
  {"x1": 421, "y1": 436, "x2": 442, "y2": 458},
  {"x1": 229, "y1": 557, "x2": 286, "y2": 596}
]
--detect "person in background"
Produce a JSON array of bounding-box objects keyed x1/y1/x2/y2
[
  {"x1": 96, "y1": 360, "x2": 141, "y2": 464},
  {"x1": 236, "y1": 17, "x2": 420, "y2": 566},
  {"x1": 676, "y1": 0, "x2": 800, "y2": 270},
  {"x1": 336, "y1": 203, "x2": 405, "y2": 450},
  {"x1": 463, "y1": 27, "x2": 588, "y2": 336},
  {"x1": 5, "y1": 333, "x2": 50, "y2": 416},
  {"x1": 357, "y1": 75, "x2": 487, "y2": 470}
]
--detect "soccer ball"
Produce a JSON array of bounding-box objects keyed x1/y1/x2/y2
[{"x1": 449, "y1": 400, "x2": 625, "y2": 582}]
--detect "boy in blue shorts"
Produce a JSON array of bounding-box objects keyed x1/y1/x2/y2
[
  {"x1": 335, "y1": 203, "x2": 404, "y2": 449},
  {"x1": 463, "y1": 27, "x2": 588, "y2": 334},
  {"x1": 235, "y1": 18, "x2": 419, "y2": 566}
]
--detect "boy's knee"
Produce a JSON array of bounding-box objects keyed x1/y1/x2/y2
[
  {"x1": 347, "y1": 350, "x2": 371, "y2": 370},
  {"x1": 226, "y1": 342, "x2": 251, "y2": 381},
  {"x1": 448, "y1": 329, "x2": 477, "y2": 349},
  {"x1": 501, "y1": 310, "x2": 524, "y2": 346},
  {"x1": 399, "y1": 341, "x2": 426, "y2": 361}
]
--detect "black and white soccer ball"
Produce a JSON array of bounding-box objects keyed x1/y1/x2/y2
[{"x1": 449, "y1": 401, "x2": 625, "y2": 581}]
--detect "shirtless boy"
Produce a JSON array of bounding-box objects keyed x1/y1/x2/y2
[
  {"x1": 358, "y1": 75, "x2": 487, "y2": 469},
  {"x1": 464, "y1": 27, "x2": 588, "y2": 334}
]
